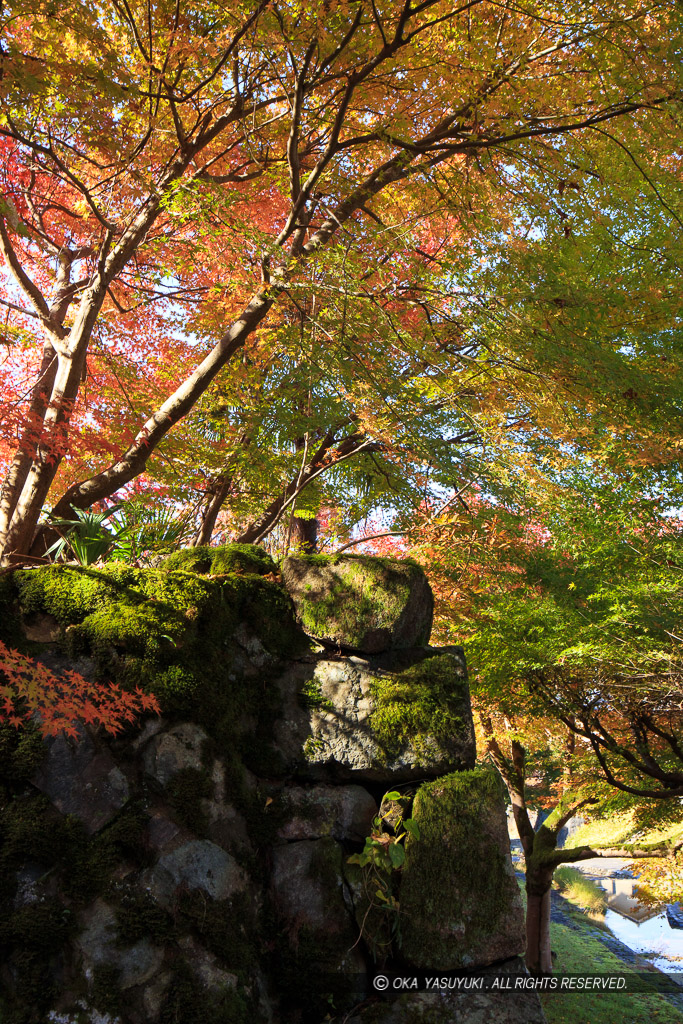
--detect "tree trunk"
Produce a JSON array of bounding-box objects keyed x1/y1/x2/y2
[
  {"x1": 525, "y1": 865, "x2": 554, "y2": 974},
  {"x1": 290, "y1": 514, "x2": 318, "y2": 553},
  {"x1": 0, "y1": 343, "x2": 58, "y2": 551},
  {"x1": 40, "y1": 288, "x2": 276, "y2": 544},
  {"x1": 2, "y1": 346, "x2": 88, "y2": 560},
  {"x1": 193, "y1": 473, "x2": 235, "y2": 547}
]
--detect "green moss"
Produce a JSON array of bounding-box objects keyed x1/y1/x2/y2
[
  {"x1": 0, "y1": 897, "x2": 75, "y2": 1023},
  {"x1": 160, "y1": 546, "x2": 214, "y2": 574},
  {"x1": 115, "y1": 889, "x2": 172, "y2": 945},
  {"x1": 90, "y1": 962, "x2": 122, "y2": 1017},
  {"x1": 0, "y1": 723, "x2": 45, "y2": 801},
  {"x1": 0, "y1": 574, "x2": 24, "y2": 648},
  {"x1": 298, "y1": 675, "x2": 334, "y2": 711},
  {"x1": 177, "y1": 889, "x2": 259, "y2": 974},
  {"x1": 167, "y1": 766, "x2": 213, "y2": 836},
  {"x1": 10, "y1": 565, "x2": 305, "y2": 751},
  {"x1": 289, "y1": 554, "x2": 428, "y2": 648},
  {"x1": 369, "y1": 654, "x2": 470, "y2": 767},
  {"x1": 159, "y1": 956, "x2": 251, "y2": 1024},
  {"x1": 0, "y1": 795, "x2": 84, "y2": 868},
  {"x1": 399, "y1": 769, "x2": 519, "y2": 968},
  {"x1": 162, "y1": 543, "x2": 276, "y2": 577}
]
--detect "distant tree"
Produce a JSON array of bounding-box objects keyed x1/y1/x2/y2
[{"x1": 402, "y1": 479, "x2": 683, "y2": 971}]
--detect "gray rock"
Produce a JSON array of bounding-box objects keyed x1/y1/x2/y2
[
  {"x1": 344, "y1": 964, "x2": 546, "y2": 1023},
  {"x1": 141, "y1": 839, "x2": 248, "y2": 906},
  {"x1": 144, "y1": 809, "x2": 183, "y2": 855},
  {"x1": 129, "y1": 715, "x2": 166, "y2": 752},
  {"x1": 178, "y1": 935, "x2": 238, "y2": 992},
  {"x1": 399, "y1": 769, "x2": 525, "y2": 969},
  {"x1": 13, "y1": 862, "x2": 48, "y2": 907},
  {"x1": 142, "y1": 971, "x2": 173, "y2": 1020},
  {"x1": 76, "y1": 899, "x2": 165, "y2": 990},
  {"x1": 278, "y1": 784, "x2": 377, "y2": 842},
  {"x1": 142, "y1": 722, "x2": 208, "y2": 787},
  {"x1": 282, "y1": 554, "x2": 433, "y2": 653},
  {"x1": 33, "y1": 726, "x2": 129, "y2": 834},
  {"x1": 200, "y1": 759, "x2": 252, "y2": 854},
  {"x1": 271, "y1": 840, "x2": 332, "y2": 931},
  {"x1": 274, "y1": 648, "x2": 474, "y2": 781},
  {"x1": 271, "y1": 838, "x2": 366, "y2": 981}
]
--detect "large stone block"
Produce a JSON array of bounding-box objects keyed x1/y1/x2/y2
[
  {"x1": 141, "y1": 839, "x2": 249, "y2": 907},
  {"x1": 281, "y1": 554, "x2": 433, "y2": 653},
  {"x1": 277, "y1": 784, "x2": 377, "y2": 842},
  {"x1": 142, "y1": 722, "x2": 208, "y2": 787},
  {"x1": 76, "y1": 898, "x2": 165, "y2": 990},
  {"x1": 32, "y1": 725, "x2": 129, "y2": 834},
  {"x1": 399, "y1": 769, "x2": 525, "y2": 969},
  {"x1": 274, "y1": 648, "x2": 474, "y2": 781},
  {"x1": 270, "y1": 838, "x2": 366, "y2": 1008}
]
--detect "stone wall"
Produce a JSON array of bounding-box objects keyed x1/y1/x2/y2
[{"x1": 0, "y1": 549, "x2": 539, "y2": 1024}]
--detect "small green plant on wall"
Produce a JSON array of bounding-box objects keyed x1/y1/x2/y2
[{"x1": 347, "y1": 791, "x2": 420, "y2": 960}]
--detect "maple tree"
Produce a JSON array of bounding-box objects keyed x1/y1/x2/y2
[
  {"x1": 398, "y1": 478, "x2": 683, "y2": 972},
  {"x1": 0, "y1": 639, "x2": 159, "y2": 737},
  {"x1": 0, "y1": 0, "x2": 681, "y2": 562}
]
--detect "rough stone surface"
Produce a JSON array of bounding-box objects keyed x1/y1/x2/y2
[
  {"x1": 282, "y1": 554, "x2": 433, "y2": 653},
  {"x1": 277, "y1": 784, "x2": 377, "y2": 842},
  {"x1": 142, "y1": 722, "x2": 208, "y2": 787},
  {"x1": 0, "y1": 557, "x2": 527, "y2": 1024},
  {"x1": 345, "y1": 962, "x2": 546, "y2": 1022},
  {"x1": 144, "y1": 809, "x2": 184, "y2": 855},
  {"x1": 178, "y1": 935, "x2": 238, "y2": 992},
  {"x1": 33, "y1": 726, "x2": 129, "y2": 834},
  {"x1": 274, "y1": 648, "x2": 475, "y2": 781},
  {"x1": 20, "y1": 610, "x2": 61, "y2": 643},
  {"x1": 271, "y1": 839, "x2": 335, "y2": 932},
  {"x1": 271, "y1": 838, "x2": 367, "y2": 981},
  {"x1": 201, "y1": 759, "x2": 252, "y2": 854},
  {"x1": 399, "y1": 769, "x2": 525, "y2": 969},
  {"x1": 141, "y1": 839, "x2": 248, "y2": 906},
  {"x1": 76, "y1": 899, "x2": 165, "y2": 990}
]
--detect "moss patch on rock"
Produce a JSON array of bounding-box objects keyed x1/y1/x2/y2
[
  {"x1": 10, "y1": 564, "x2": 307, "y2": 753},
  {"x1": 399, "y1": 769, "x2": 525, "y2": 969},
  {"x1": 369, "y1": 653, "x2": 473, "y2": 769},
  {"x1": 161, "y1": 542, "x2": 276, "y2": 577},
  {"x1": 282, "y1": 554, "x2": 433, "y2": 653}
]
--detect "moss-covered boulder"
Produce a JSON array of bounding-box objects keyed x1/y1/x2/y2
[
  {"x1": 161, "y1": 542, "x2": 277, "y2": 577},
  {"x1": 274, "y1": 649, "x2": 475, "y2": 781},
  {"x1": 399, "y1": 769, "x2": 525, "y2": 968},
  {"x1": 281, "y1": 554, "x2": 433, "y2": 653},
  {"x1": 7, "y1": 564, "x2": 306, "y2": 748}
]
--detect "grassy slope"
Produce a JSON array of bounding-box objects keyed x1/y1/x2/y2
[
  {"x1": 565, "y1": 810, "x2": 683, "y2": 852},
  {"x1": 518, "y1": 882, "x2": 683, "y2": 1024},
  {"x1": 542, "y1": 915, "x2": 683, "y2": 1024}
]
